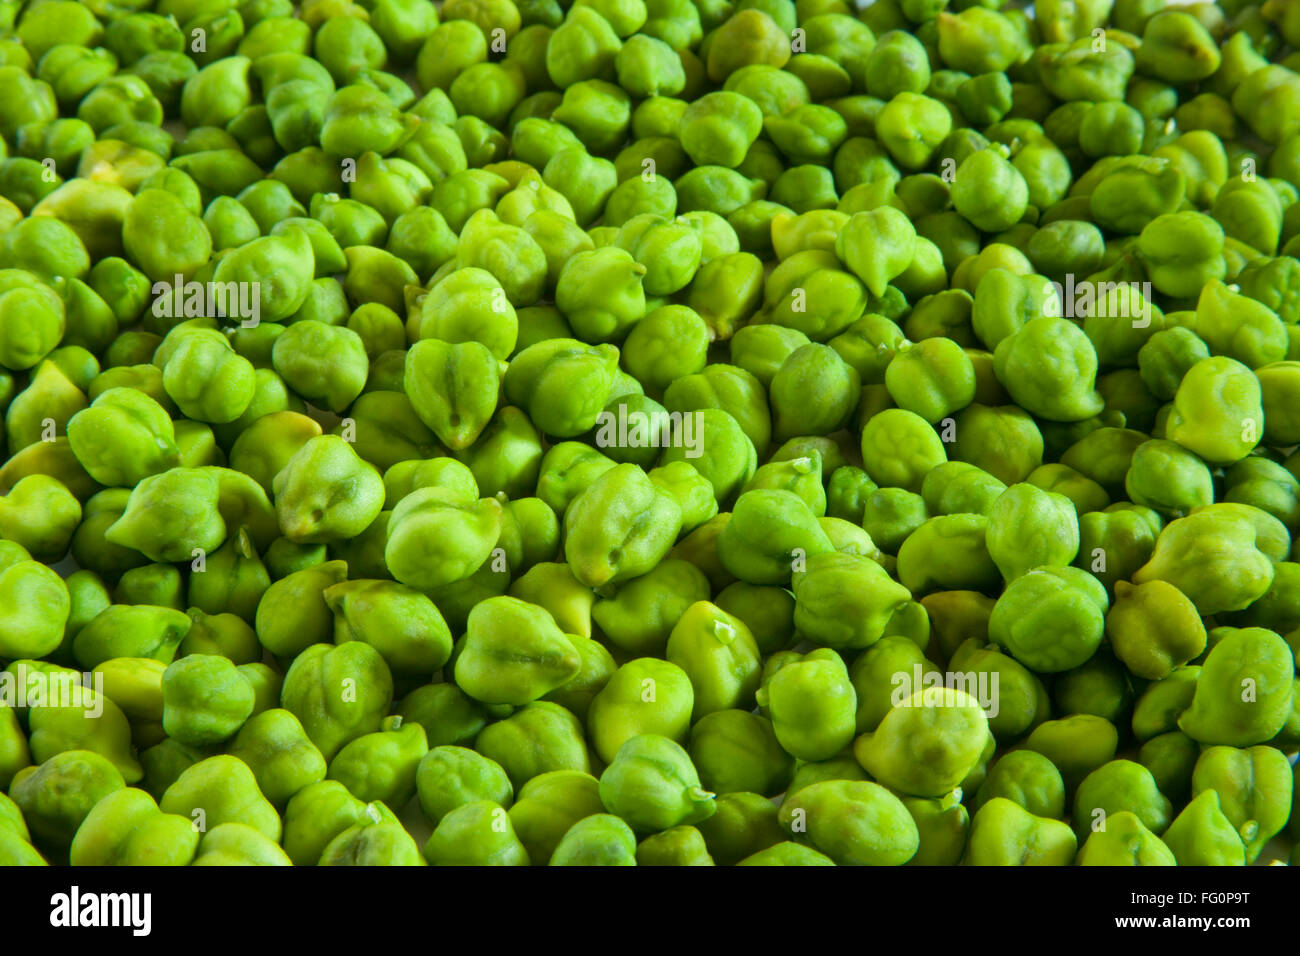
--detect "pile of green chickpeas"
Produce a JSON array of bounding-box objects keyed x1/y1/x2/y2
[{"x1": 0, "y1": 0, "x2": 1297, "y2": 866}]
